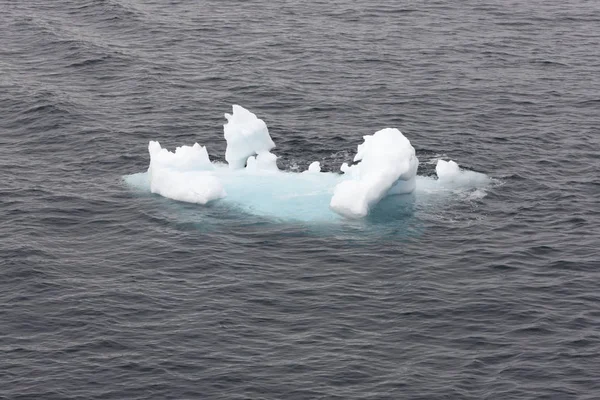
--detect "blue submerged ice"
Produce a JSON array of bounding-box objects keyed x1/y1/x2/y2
[{"x1": 125, "y1": 105, "x2": 491, "y2": 222}]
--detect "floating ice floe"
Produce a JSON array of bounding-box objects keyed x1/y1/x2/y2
[{"x1": 127, "y1": 105, "x2": 491, "y2": 220}]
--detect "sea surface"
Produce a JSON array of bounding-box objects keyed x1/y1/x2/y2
[{"x1": 1, "y1": 1, "x2": 599, "y2": 399}]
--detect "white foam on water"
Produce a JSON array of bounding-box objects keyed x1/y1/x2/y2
[{"x1": 124, "y1": 105, "x2": 492, "y2": 222}]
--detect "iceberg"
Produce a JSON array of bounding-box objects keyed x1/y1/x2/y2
[{"x1": 126, "y1": 105, "x2": 491, "y2": 221}]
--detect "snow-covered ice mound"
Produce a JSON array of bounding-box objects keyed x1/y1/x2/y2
[
  {"x1": 330, "y1": 128, "x2": 419, "y2": 218},
  {"x1": 147, "y1": 141, "x2": 225, "y2": 205},
  {"x1": 224, "y1": 105, "x2": 276, "y2": 170},
  {"x1": 125, "y1": 105, "x2": 492, "y2": 221}
]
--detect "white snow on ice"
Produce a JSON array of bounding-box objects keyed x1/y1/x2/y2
[
  {"x1": 223, "y1": 105, "x2": 276, "y2": 170},
  {"x1": 330, "y1": 128, "x2": 419, "y2": 218},
  {"x1": 147, "y1": 141, "x2": 225, "y2": 205}
]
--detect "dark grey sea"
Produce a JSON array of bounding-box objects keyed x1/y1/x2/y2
[{"x1": 1, "y1": 1, "x2": 599, "y2": 398}]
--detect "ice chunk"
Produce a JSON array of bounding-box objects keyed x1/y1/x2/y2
[
  {"x1": 245, "y1": 151, "x2": 279, "y2": 172},
  {"x1": 147, "y1": 141, "x2": 225, "y2": 204},
  {"x1": 435, "y1": 159, "x2": 460, "y2": 180},
  {"x1": 436, "y1": 159, "x2": 490, "y2": 187},
  {"x1": 149, "y1": 169, "x2": 225, "y2": 205},
  {"x1": 305, "y1": 161, "x2": 321, "y2": 173},
  {"x1": 148, "y1": 141, "x2": 214, "y2": 172},
  {"x1": 330, "y1": 128, "x2": 419, "y2": 218},
  {"x1": 224, "y1": 105, "x2": 275, "y2": 169}
]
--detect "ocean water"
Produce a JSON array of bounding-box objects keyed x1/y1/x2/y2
[{"x1": 1, "y1": 0, "x2": 599, "y2": 398}]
